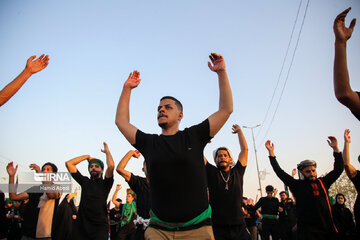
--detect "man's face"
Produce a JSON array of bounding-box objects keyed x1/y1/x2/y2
[
  {"x1": 126, "y1": 194, "x2": 134, "y2": 204},
  {"x1": 89, "y1": 163, "x2": 103, "y2": 179},
  {"x1": 42, "y1": 164, "x2": 54, "y2": 184},
  {"x1": 157, "y1": 99, "x2": 182, "y2": 129},
  {"x1": 301, "y1": 166, "x2": 317, "y2": 181},
  {"x1": 215, "y1": 149, "x2": 232, "y2": 171},
  {"x1": 266, "y1": 191, "x2": 273, "y2": 198},
  {"x1": 336, "y1": 195, "x2": 345, "y2": 205},
  {"x1": 280, "y1": 193, "x2": 287, "y2": 201}
]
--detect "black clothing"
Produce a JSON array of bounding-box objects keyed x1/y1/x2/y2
[
  {"x1": 349, "y1": 170, "x2": 360, "y2": 236},
  {"x1": 269, "y1": 152, "x2": 344, "y2": 240},
  {"x1": 0, "y1": 192, "x2": 8, "y2": 239},
  {"x1": 254, "y1": 197, "x2": 280, "y2": 240},
  {"x1": 244, "y1": 205, "x2": 258, "y2": 228},
  {"x1": 206, "y1": 161, "x2": 246, "y2": 226},
  {"x1": 206, "y1": 161, "x2": 250, "y2": 239},
  {"x1": 71, "y1": 170, "x2": 114, "y2": 240},
  {"x1": 22, "y1": 186, "x2": 59, "y2": 238},
  {"x1": 279, "y1": 200, "x2": 297, "y2": 240},
  {"x1": 53, "y1": 196, "x2": 77, "y2": 240},
  {"x1": 133, "y1": 119, "x2": 211, "y2": 223},
  {"x1": 128, "y1": 174, "x2": 150, "y2": 219},
  {"x1": 128, "y1": 174, "x2": 150, "y2": 240},
  {"x1": 109, "y1": 207, "x2": 122, "y2": 240},
  {"x1": 332, "y1": 203, "x2": 355, "y2": 240}
]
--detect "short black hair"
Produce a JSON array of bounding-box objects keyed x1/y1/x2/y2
[
  {"x1": 265, "y1": 185, "x2": 274, "y2": 192},
  {"x1": 279, "y1": 191, "x2": 287, "y2": 195},
  {"x1": 116, "y1": 198, "x2": 122, "y2": 203},
  {"x1": 42, "y1": 162, "x2": 58, "y2": 173},
  {"x1": 160, "y1": 96, "x2": 183, "y2": 112}
]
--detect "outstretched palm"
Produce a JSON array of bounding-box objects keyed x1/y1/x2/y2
[
  {"x1": 344, "y1": 129, "x2": 351, "y2": 143},
  {"x1": 124, "y1": 70, "x2": 141, "y2": 89},
  {"x1": 6, "y1": 162, "x2": 18, "y2": 176},
  {"x1": 26, "y1": 54, "x2": 50, "y2": 74},
  {"x1": 334, "y1": 8, "x2": 356, "y2": 42}
]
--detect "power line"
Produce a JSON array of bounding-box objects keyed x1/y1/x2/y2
[
  {"x1": 256, "y1": 0, "x2": 304, "y2": 140},
  {"x1": 257, "y1": 0, "x2": 310, "y2": 149}
]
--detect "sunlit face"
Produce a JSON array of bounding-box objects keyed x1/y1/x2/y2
[
  {"x1": 157, "y1": 99, "x2": 182, "y2": 129},
  {"x1": 215, "y1": 150, "x2": 232, "y2": 171},
  {"x1": 336, "y1": 195, "x2": 345, "y2": 205},
  {"x1": 89, "y1": 163, "x2": 103, "y2": 179},
  {"x1": 42, "y1": 164, "x2": 54, "y2": 184},
  {"x1": 301, "y1": 166, "x2": 317, "y2": 181},
  {"x1": 126, "y1": 194, "x2": 134, "y2": 204},
  {"x1": 280, "y1": 193, "x2": 288, "y2": 201},
  {"x1": 247, "y1": 199, "x2": 254, "y2": 205}
]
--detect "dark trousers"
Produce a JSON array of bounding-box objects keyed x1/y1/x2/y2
[
  {"x1": 213, "y1": 224, "x2": 251, "y2": 240},
  {"x1": 261, "y1": 218, "x2": 280, "y2": 240}
]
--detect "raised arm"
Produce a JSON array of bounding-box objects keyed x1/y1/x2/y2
[
  {"x1": 65, "y1": 155, "x2": 91, "y2": 173},
  {"x1": 101, "y1": 142, "x2": 115, "y2": 178},
  {"x1": 0, "y1": 55, "x2": 49, "y2": 107},
  {"x1": 112, "y1": 184, "x2": 122, "y2": 207},
  {"x1": 115, "y1": 71, "x2": 141, "y2": 145},
  {"x1": 324, "y1": 136, "x2": 344, "y2": 185},
  {"x1": 116, "y1": 150, "x2": 141, "y2": 182},
  {"x1": 265, "y1": 140, "x2": 296, "y2": 187},
  {"x1": 207, "y1": 53, "x2": 233, "y2": 137},
  {"x1": 232, "y1": 124, "x2": 248, "y2": 167},
  {"x1": 343, "y1": 129, "x2": 357, "y2": 178},
  {"x1": 333, "y1": 8, "x2": 360, "y2": 117},
  {"x1": 6, "y1": 162, "x2": 29, "y2": 201}
]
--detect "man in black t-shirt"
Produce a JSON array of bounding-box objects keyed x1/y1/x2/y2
[
  {"x1": 254, "y1": 185, "x2": 281, "y2": 240},
  {"x1": 116, "y1": 150, "x2": 150, "y2": 240},
  {"x1": 333, "y1": 8, "x2": 360, "y2": 121},
  {"x1": 65, "y1": 142, "x2": 114, "y2": 240},
  {"x1": 205, "y1": 124, "x2": 251, "y2": 240},
  {"x1": 265, "y1": 135, "x2": 344, "y2": 240},
  {"x1": 115, "y1": 53, "x2": 233, "y2": 239},
  {"x1": 343, "y1": 129, "x2": 360, "y2": 238},
  {"x1": 278, "y1": 191, "x2": 297, "y2": 240},
  {"x1": 110, "y1": 185, "x2": 123, "y2": 240}
]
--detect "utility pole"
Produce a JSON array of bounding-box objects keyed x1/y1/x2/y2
[{"x1": 243, "y1": 124, "x2": 263, "y2": 197}]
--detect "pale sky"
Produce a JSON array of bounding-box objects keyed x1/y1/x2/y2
[{"x1": 0, "y1": 0, "x2": 360, "y2": 205}]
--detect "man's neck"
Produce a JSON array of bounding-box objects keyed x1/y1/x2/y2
[{"x1": 161, "y1": 125, "x2": 179, "y2": 136}]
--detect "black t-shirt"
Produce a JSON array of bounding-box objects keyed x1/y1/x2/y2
[
  {"x1": 254, "y1": 197, "x2": 279, "y2": 216},
  {"x1": 350, "y1": 170, "x2": 360, "y2": 228},
  {"x1": 128, "y1": 174, "x2": 151, "y2": 219},
  {"x1": 133, "y1": 119, "x2": 211, "y2": 222},
  {"x1": 278, "y1": 200, "x2": 297, "y2": 227},
  {"x1": 244, "y1": 205, "x2": 258, "y2": 227},
  {"x1": 109, "y1": 208, "x2": 122, "y2": 222},
  {"x1": 71, "y1": 171, "x2": 113, "y2": 226},
  {"x1": 206, "y1": 161, "x2": 246, "y2": 225}
]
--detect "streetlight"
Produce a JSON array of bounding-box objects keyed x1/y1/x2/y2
[{"x1": 243, "y1": 124, "x2": 263, "y2": 197}]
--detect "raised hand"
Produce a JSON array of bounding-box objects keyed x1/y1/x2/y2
[
  {"x1": 6, "y1": 162, "x2": 18, "y2": 177},
  {"x1": 208, "y1": 53, "x2": 226, "y2": 73},
  {"x1": 101, "y1": 142, "x2": 110, "y2": 155},
  {"x1": 25, "y1": 54, "x2": 50, "y2": 74},
  {"x1": 265, "y1": 140, "x2": 275, "y2": 157},
  {"x1": 334, "y1": 8, "x2": 356, "y2": 43},
  {"x1": 116, "y1": 184, "x2": 121, "y2": 191},
  {"x1": 292, "y1": 168, "x2": 297, "y2": 178},
  {"x1": 344, "y1": 129, "x2": 351, "y2": 143},
  {"x1": 29, "y1": 163, "x2": 41, "y2": 173},
  {"x1": 124, "y1": 70, "x2": 141, "y2": 89},
  {"x1": 232, "y1": 124, "x2": 241, "y2": 134},
  {"x1": 132, "y1": 150, "x2": 141, "y2": 158},
  {"x1": 327, "y1": 136, "x2": 339, "y2": 152}
]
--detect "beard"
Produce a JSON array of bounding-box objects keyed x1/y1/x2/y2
[
  {"x1": 216, "y1": 161, "x2": 230, "y2": 170},
  {"x1": 90, "y1": 171, "x2": 101, "y2": 179},
  {"x1": 158, "y1": 122, "x2": 168, "y2": 129}
]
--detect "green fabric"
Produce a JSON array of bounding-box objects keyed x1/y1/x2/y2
[
  {"x1": 120, "y1": 201, "x2": 137, "y2": 227},
  {"x1": 262, "y1": 214, "x2": 278, "y2": 219},
  {"x1": 149, "y1": 205, "x2": 212, "y2": 230},
  {"x1": 88, "y1": 159, "x2": 104, "y2": 169}
]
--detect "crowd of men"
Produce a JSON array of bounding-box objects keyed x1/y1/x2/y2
[{"x1": 0, "y1": 7, "x2": 360, "y2": 240}]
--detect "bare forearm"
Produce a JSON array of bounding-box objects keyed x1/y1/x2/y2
[
  {"x1": 0, "y1": 69, "x2": 32, "y2": 106},
  {"x1": 237, "y1": 129, "x2": 248, "y2": 166},
  {"x1": 66, "y1": 155, "x2": 89, "y2": 173},
  {"x1": 343, "y1": 142, "x2": 357, "y2": 178},
  {"x1": 105, "y1": 154, "x2": 115, "y2": 178},
  {"x1": 334, "y1": 41, "x2": 352, "y2": 101},
  {"x1": 218, "y1": 71, "x2": 233, "y2": 114},
  {"x1": 112, "y1": 189, "x2": 119, "y2": 204},
  {"x1": 116, "y1": 151, "x2": 133, "y2": 181}
]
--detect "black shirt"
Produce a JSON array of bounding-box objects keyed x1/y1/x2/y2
[
  {"x1": 349, "y1": 170, "x2": 360, "y2": 231},
  {"x1": 269, "y1": 152, "x2": 344, "y2": 238},
  {"x1": 128, "y1": 174, "x2": 150, "y2": 219},
  {"x1": 133, "y1": 119, "x2": 211, "y2": 222},
  {"x1": 254, "y1": 196, "x2": 279, "y2": 216},
  {"x1": 206, "y1": 161, "x2": 246, "y2": 225},
  {"x1": 71, "y1": 171, "x2": 113, "y2": 226}
]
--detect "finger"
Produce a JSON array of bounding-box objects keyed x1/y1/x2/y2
[
  {"x1": 349, "y1": 18, "x2": 356, "y2": 31},
  {"x1": 336, "y1": 7, "x2": 351, "y2": 20},
  {"x1": 28, "y1": 56, "x2": 36, "y2": 63},
  {"x1": 208, "y1": 62, "x2": 213, "y2": 70},
  {"x1": 38, "y1": 54, "x2": 45, "y2": 60}
]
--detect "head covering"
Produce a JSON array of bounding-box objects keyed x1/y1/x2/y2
[
  {"x1": 5, "y1": 198, "x2": 13, "y2": 205},
  {"x1": 88, "y1": 159, "x2": 104, "y2": 170},
  {"x1": 335, "y1": 193, "x2": 346, "y2": 204},
  {"x1": 297, "y1": 160, "x2": 317, "y2": 171}
]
